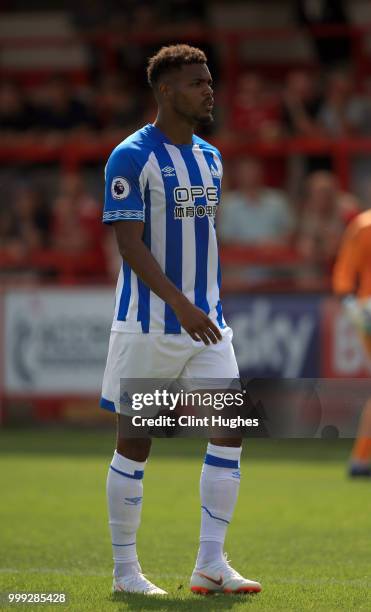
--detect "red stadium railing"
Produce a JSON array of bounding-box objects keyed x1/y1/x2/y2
[
  {"x1": 0, "y1": 249, "x2": 108, "y2": 284},
  {"x1": 0, "y1": 135, "x2": 368, "y2": 291},
  {"x1": 1, "y1": 135, "x2": 371, "y2": 189},
  {"x1": 0, "y1": 242, "x2": 328, "y2": 293},
  {"x1": 219, "y1": 244, "x2": 330, "y2": 293}
]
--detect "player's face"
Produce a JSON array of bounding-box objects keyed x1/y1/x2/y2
[{"x1": 170, "y1": 64, "x2": 214, "y2": 125}]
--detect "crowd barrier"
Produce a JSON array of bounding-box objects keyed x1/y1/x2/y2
[
  {"x1": 0, "y1": 287, "x2": 368, "y2": 397},
  {"x1": 0, "y1": 286, "x2": 368, "y2": 426}
]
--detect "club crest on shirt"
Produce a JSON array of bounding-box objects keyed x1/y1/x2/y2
[
  {"x1": 111, "y1": 177, "x2": 131, "y2": 200},
  {"x1": 210, "y1": 163, "x2": 221, "y2": 179}
]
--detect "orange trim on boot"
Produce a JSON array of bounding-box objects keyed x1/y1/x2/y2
[{"x1": 191, "y1": 586, "x2": 212, "y2": 595}]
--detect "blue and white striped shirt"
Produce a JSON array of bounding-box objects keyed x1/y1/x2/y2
[{"x1": 103, "y1": 123, "x2": 225, "y2": 334}]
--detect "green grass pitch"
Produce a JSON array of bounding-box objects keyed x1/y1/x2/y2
[{"x1": 0, "y1": 430, "x2": 370, "y2": 611}]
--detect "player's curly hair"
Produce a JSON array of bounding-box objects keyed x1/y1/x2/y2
[{"x1": 147, "y1": 44, "x2": 207, "y2": 87}]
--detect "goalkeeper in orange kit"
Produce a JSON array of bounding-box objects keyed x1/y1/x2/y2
[{"x1": 333, "y1": 210, "x2": 371, "y2": 476}]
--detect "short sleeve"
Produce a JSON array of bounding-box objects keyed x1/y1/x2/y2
[{"x1": 103, "y1": 147, "x2": 145, "y2": 224}]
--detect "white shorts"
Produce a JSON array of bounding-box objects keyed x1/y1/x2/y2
[{"x1": 100, "y1": 326, "x2": 239, "y2": 415}]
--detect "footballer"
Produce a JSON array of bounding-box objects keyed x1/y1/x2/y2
[
  {"x1": 100, "y1": 44, "x2": 262, "y2": 595},
  {"x1": 333, "y1": 209, "x2": 371, "y2": 476}
]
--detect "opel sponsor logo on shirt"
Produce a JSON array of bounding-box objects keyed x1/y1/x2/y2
[
  {"x1": 173, "y1": 186, "x2": 218, "y2": 220},
  {"x1": 174, "y1": 186, "x2": 218, "y2": 204}
]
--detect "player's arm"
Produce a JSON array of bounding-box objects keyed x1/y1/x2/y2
[
  {"x1": 332, "y1": 221, "x2": 360, "y2": 298},
  {"x1": 113, "y1": 221, "x2": 221, "y2": 345}
]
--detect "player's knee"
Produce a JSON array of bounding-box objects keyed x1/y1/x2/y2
[{"x1": 116, "y1": 438, "x2": 152, "y2": 461}]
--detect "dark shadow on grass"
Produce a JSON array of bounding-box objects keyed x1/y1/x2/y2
[{"x1": 110, "y1": 591, "x2": 260, "y2": 609}]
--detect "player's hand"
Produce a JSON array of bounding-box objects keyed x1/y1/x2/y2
[
  {"x1": 362, "y1": 299, "x2": 371, "y2": 334},
  {"x1": 173, "y1": 299, "x2": 222, "y2": 345},
  {"x1": 343, "y1": 296, "x2": 371, "y2": 334}
]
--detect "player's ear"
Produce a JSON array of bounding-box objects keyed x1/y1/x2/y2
[{"x1": 158, "y1": 81, "x2": 171, "y2": 98}]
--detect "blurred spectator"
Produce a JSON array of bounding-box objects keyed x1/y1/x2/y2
[
  {"x1": 230, "y1": 73, "x2": 282, "y2": 142},
  {"x1": 296, "y1": 170, "x2": 359, "y2": 264},
  {"x1": 0, "y1": 185, "x2": 49, "y2": 257},
  {"x1": 282, "y1": 71, "x2": 322, "y2": 137},
  {"x1": 34, "y1": 76, "x2": 96, "y2": 133},
  {"x1": 282, "y1": 70, "x2": 331, "y2": 179},
  {"x1": 295, "y1": 0, "x2": 351, "y2": 68},
  {"x1": 218, "y1": 157, "x2": 294, "y2": 245},
  {"x1": 73, "y1": 0, "x2": 119, "y2": 31},
  {"x1": 95, "y1": 77, "x2": 142, "y2": 134},
  {"x1": 157, "y1": 0, "x2": 207, "y2": 25},
  {"x1": 131, "y1": 2, "x2": 157, "y2": 31},
  {"x1": 0, "y1": 80, "x2": 34, "y2": 134},
  {"x1": 51, "y1": 173, "x2": 107, "y2": 275},
  {"x1": 319, "y1": 71, "x2": 370, "y2": 137}
]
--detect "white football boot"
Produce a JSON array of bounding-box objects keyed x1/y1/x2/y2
[
  {"x1": 113, "y1": 563, "x2": 167, "y2": 595},
  {"x1": 190, "y1": 554, "x2": 261, "y2": 595}
]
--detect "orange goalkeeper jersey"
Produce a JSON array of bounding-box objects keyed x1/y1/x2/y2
[{"x1": 333, "y1": 210, "x2": 371, "y2": 298}]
